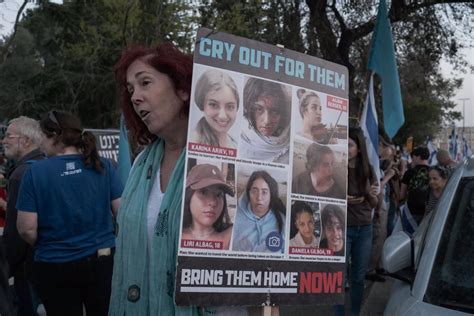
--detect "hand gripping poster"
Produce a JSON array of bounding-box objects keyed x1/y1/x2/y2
[{"x1": 176, "y1": 28, "x2": 349, "y2": 307}]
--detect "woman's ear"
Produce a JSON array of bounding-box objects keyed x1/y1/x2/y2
[{"x1": 178, "y1": 90, "x2": 190, "y2": 102}]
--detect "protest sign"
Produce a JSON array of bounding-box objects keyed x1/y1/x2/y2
[
  {"x1": 86, "y1": 128, "x2": 120, "y2": 163},
  {"x1": 176, "y1": 28, "x2": 349, "y2": 306}
]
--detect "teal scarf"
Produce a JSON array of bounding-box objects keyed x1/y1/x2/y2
[{"x1": 109, "y1": 139, "x2": 199, "y2": 315}]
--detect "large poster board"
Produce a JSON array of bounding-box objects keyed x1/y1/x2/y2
[{"x1": 176, "y1": 28, "x2": 349, "y2": 306}]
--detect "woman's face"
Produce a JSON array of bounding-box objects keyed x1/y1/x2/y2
[
  {"x1": 190, "y1": 185, "x2": 225, "y2": 229},
  {"x1": 249, "y1": 177, "x2": 271, "y2": 215},
  {"x1": 314, "y1": 153, "x2": 335, "y2": 181},
  {"x1": 324, "y1": 215, "x2": 343, "y2": 251},
  {"x1": 295, "y1": 211, "x2": 315, "y2": 242},
  {"x1": 126, "y1": 59, "x2": 189, "y2": 136},
  {"x1": 253, "y1": 96, "x2": 282, "y2": 136},
  {"x1": 303, "y1": 96, "x2": 322, "y2": 125},
  {"x1": 348, "y1": 137, "x2": 358, "y2": 160},
  {"x1": 203, "y1": 85, "x2": 238, "y2": 136},
  {"x1": 429, "y1": 169, "x2": 447, "y2": 191}
]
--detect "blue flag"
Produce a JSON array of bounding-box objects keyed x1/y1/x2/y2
[
  {"x1": 118, "y1": 114, "x2": 131, "y2": 186},
  {"x1": 368, "y1": 0, "x2": 404, "y2": 139},
  {"x1": 360, "y1": 74, "x2": 381, "y2": 183}
]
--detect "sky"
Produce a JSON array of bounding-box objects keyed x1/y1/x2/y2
[{"x1": 1, "y1": 0, "x2": 473, "y2": 127}]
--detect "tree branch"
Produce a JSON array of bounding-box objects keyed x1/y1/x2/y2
[{"x1": 0, "y1": 0, "x2": 28, "y2": 64}]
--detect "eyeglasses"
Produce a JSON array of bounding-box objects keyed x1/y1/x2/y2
[{"x1": 4, "y1": 133, "x2": 25, "y2": 139}]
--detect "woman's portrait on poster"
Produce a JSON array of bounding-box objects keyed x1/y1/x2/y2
[
  {"x1": 292, "y1": 143, "x2": 346, "y2": 199},
  {"x1": 181, "y1": 163, "x2": 235, "y2": 250},
  {"x1": 289, "y1": 201, "x2": 320, "y2": 248},
  {"x1": 232, "y1": 170, "x2": 286, "y2": 253},
  {"x1": 293, "y1": 88, "x2": 348, "y2": 146},
  {"x1": 190, "y1": 68, "x2": 240, "y2": 149},
  {"x1": 239, "y1": 77, "x2": 291, "y2": 164},
  {"x1": 319, "y1": 204, "x2": 345, "y2": 256}
]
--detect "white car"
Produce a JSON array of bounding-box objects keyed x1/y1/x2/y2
[{"x1": 383, "y1": 158, "x2": 474, "y2": 315}]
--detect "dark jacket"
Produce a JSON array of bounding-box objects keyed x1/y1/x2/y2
[{"x1": 4, "y1": 148, "x2": 44, "y2": 277}]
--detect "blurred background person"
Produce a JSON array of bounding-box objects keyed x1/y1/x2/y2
[
  {"x1": 436, "y1": 149, "x2": 458, "y2": 171},
  {"x1": 191, "y1": 69, "x2": 239, "y2": 149},
  {"x1": 239, "y1": 77, "x2": 291, "y2": 163},
  {"x1": 319, "y1": 204, "x2": 345, "y2": 256},
  {"x1": 16, "y1": 111, "x2": 122, "y2": 316},
  {"x1": 292, "y1": 143, "x2": 345, "y2": 199},
  {"x1": 232, "y1": 170, "x2": 286, "y2": 253},
  {"x1": 289, "y1": 201, "x2": 319, "y2": 248},
  {"x1": 2, "y1": 116, "x2": 44, "y2": 316},
  {"x1": 425, "y1": 165, "x2": 449, "y2": 216},
  {"x1": 182, "y1": 164, "x2": 234, "y2": 250}
]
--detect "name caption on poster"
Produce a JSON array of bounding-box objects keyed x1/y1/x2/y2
[{"x1": 199, "y1": 37, "x2": 345, "y2": 90}]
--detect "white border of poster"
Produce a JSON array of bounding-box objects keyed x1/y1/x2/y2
[{"x1": 176, "y1": 28, "x2": 349, "y2": 306}]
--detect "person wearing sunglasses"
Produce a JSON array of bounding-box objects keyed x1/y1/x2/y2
[{"x1": 16, "y1": 111, "x2": 123, "y2": 316}]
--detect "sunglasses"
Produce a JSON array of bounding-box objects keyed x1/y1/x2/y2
[{"x1": 48, "y1": 110, "x2": 60, "y2": 127}]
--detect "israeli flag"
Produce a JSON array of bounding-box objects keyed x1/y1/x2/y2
[{"x1": 360, "y1": 74, "x2": 381, "y2": 183}]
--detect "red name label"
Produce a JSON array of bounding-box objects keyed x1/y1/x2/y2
[
  {"x1": 181, "y1": 239, "x2": 223, "y2": 250},
  {"x1": 188, "y1": 142, "x2": 237, "y2": 157},
  {"x1": 289, "y1": 247, "x2": 333, "y2": 256},
  {"x1": 327, "y1": 96, "x2": 348, "y2": 112}
]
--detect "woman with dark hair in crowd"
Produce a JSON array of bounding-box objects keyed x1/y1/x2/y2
[
  {"x1": 232, "y1": 170, "x2": 286, "y2": 252},
  {"x1": 239, "y1": 77, "x2": 291, "y2": 163},
  {"x1": 335, "y1": 127, "x2": 379, "y2": 316},
  {"x1": 16, "y1": 110, "x2": 123, "y2": 316},
  {"x1": 425, "y1": 165, "x2": 449, "y2": 215},
  {"x1": 191, "y1": 69, "x2": 239, "y2": 148},
  {"x1": 319, "y1": 204, "x2": 345, "y2": 256},
  {"x1": 292, "y1": 143, "x2": 345, "y2": 199},
  {"x1": 181, "y1": 164, "x2": 234, "y2": 249}
]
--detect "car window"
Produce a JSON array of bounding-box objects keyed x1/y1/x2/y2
[{"x1": 424, "y1": 177, "x2": 474, "y2": 313}]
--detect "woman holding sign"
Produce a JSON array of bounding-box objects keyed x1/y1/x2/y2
[
  {"x1": 109, "y1": 43, "x2": 200, "y2": 315},
  {"x1": 191, "y1": 69, "x2": 240, "y2": 149},
  {"x1": 181, "y1": 163, "x2": 234, "y2": 250},
  {"x1": 239, "y1": 77, "x2": 291, "y2": 164},
  {"x1": 109, "y1": 43, "x2": 253, "y2": 316}
]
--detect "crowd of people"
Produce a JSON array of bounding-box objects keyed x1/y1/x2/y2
[{"x1": 0, "y1": 41, "x2": 457, "y2": 316}]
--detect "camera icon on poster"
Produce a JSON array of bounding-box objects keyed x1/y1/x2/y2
[{"x1": 266, "y1": 232, "x2": 283, "y2": 252}]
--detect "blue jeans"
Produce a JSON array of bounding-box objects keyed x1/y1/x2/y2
[{"x1": 335, "y1": 224, "x2": 373, "y2": 316}]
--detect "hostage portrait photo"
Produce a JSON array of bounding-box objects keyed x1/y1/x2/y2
[
  {"x1": 188, "y1": 65, "x2": 243, "y2": 151},
  {"x1": 181, "y1": 158, "x2": 237, "y2": 250},
  {"x1": 238, "y1": 76, "x2": 292, "y2": 164},
  {"x1": 292, "y1": 142, "x2": 347, "y2": 200},
  {"x1": 231, "y1": 165, "x2": 288, "y2": 253},
  {"x1": 289, "y1": 200, "x2": 321, "y2": 249},
  {"x1": 319, "y1": 203, "x2": 346, "y2": 256},
  {"x1": 292, "y1": 88, "x2": 348, "y2": 146}
]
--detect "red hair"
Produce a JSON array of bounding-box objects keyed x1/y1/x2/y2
[{"x1": 114, "y1": 43, "x2": 193, "y2": 145}]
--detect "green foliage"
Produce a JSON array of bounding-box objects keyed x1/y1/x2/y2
[{"x1": 0, "y1": 0, "x2": 471, "y2": 141}]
